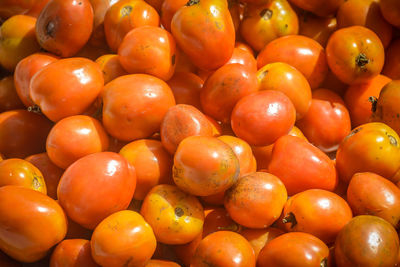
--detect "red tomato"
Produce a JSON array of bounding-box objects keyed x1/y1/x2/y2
[
  {"x1": 289, "y1": 0, "x2": 344, "y2": 17},
  {"x1": 167, "y1": 72, "x2": 203, "y2": 110},
  {"x1": 226, "y1": 47, "x2": 257, "y2": 72}
]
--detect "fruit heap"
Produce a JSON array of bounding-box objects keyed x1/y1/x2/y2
[{"x1": 1, "y1": 0, "x2": 400, "y2": 266}]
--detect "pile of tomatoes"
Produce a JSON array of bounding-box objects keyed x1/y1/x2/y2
[{"x1": 2, "y1": 0, "x2": 400, "y2": 266}]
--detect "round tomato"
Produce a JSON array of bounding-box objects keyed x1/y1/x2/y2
[
  {"x1": 161, "y1": 0, "x2": 186, "y2": 32},
  {"x1": 50, "y1": 239, "x2": 98, "y2": 267}
]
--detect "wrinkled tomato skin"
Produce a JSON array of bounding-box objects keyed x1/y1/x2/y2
[{"x1": 50, "y1": 239, "x2": 98, "y2": 267}]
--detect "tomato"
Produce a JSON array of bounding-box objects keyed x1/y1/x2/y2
[
  {"x1": 335, "y1": 215, "x2": 399, "y2": 267},
  {"x1": 0, "y1": 110, "x2": 53, "y2": 159},
  {"x1": 257, "y1": 232, "x2": 329, "y2": 267},
  {"x1": 268, "y1": 135, "x2": 338, "y2": 195},
  {"x1": 30, "y1": 57, "x2": 104, "y2": 122},
  {"x1": 14, "y1": 52, "x2": 58, "y2": 107},
  {"x1": 25, "y1": 0, "x2": 51, "y2": 17},
  {"x1": 382, "y1": 39, "x2": 400, "y2": 80},
  {"x1": 257, "y1": 35, "x2": 328, "y2": 89},
  {"x1": 146, "y1": 260, "x2": 180, "y2": 267},
  {"x1": 145, "y1": 0, "x2": 163, "y2": 12},
  {"x1": 86, "y1": 0, "x2": 114, "y2": 49},
  {"x1": 337, "y1": 0, "x2": 393, "y2": 48},
  {"x1": 201, "y1": 63, "x2": 258, "y2": 123},
  {"x1": 119, "y1": 139, "x2": 173, "y2": 200},
  {"x1": 231, "y1": 90, "x2": 296, "y2": 146},
  {"x1": 0, "y1": 76, "x2": 24, "y2": 112},
  {"x1": 241, "y1": 228, "x2": 284, "y2": 259},
  {"x1": 0, "y1": 15, "x2": 40, "y2": 71},
  {"x1": 296, "y1": 89, "x2": 351, "y2": 153},
  {"x1": 173, "y1": 136, "x2": 240, "y2": 196},
  {"x1": 161, "y1": 104, "x2": 214, "y2": 154},
  {"x1": 0, "y1": 0, "x2": 35, "y2": 19},
  {"x1": 191, "y1": 231, "x2": 256, "y2": 267},
  {"x1": 326, "y1": 26, "x2": 385, "y2": 85},
  {"x1": 288, "y1": 0, "x2": 344, "y2": 17},
  {"x1": 161, "y1": 0, "x2": 186, "y2": 32},
  {"x1": 225, "y1": 172, "x2": 287, "y2": 228},
  {"x1": 344, "y1": 75, "x2": 391, "y2": 128},
  {"x1": 0, "y1": 158, "x2": 46, "y2": 193},
  {"x1": 167, "y1": 72, "x2": 203, "y2": 110},
  {"x1": 91, "y1": 210, "x2": 157, "y2": 267},
  {"x1": 380, "y1": 0, "x2": 400, "y2": 28},
  {"x1": 141, "y1": 184, "x2": 204, "y2": 244},
  {"x1": 0, "y1": 186, "x2": 67, "y2": 262},
  {"x1": 257, "y1": 62, "x2": 311, "y2": 120},
  {"x1": 227, "y1": 47, "x2": 257, "y2": 72},
  {"x1": 102, "y1": 74, "x2": 175, "y2": 141},
  {"x1": 171, "y1": 0, "x2": 235, "y2": 71},
  {"x1": 336, "y1": 122, "x2": 400, "y2": 183},
  {"x1": 298, "y1": 12, "x2": 337, "y2": 48},
  {"x1": 95, "y1": 54, "x2": 128, "y2": 84},
  {"x1": 36, "y1": 0, "x2": 93, "y2": 57},
  {"x1": 58, "y1": 152, "x2": 136, "y2": 229},
  {"x1": 50, "y1": 239, "x2": 98, "y2": 267}
]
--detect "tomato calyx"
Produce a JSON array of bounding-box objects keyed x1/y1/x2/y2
[
  {"x1": 282, "y1": 212, "x2": 297, "y2": 228},
  {"x1": 320, "y1": 257, "x2": 328, "y2": 267},
  {"x1": 27, "y1": 105, "x2": 42, "y2": 114},
  {"x1": 186, "y1": 0, "x2": 200, "y2": 6},
  {"x1": 121, "y1": 5, "x2": 133, "y2": 17},
  {"x1": 260, "y1": 9, "x2": 273, "y2": 20},
  {"x1": 32, "y1": 174, "x2": 43, "y2": 190},
  {"x1": 369, "y1": 96, "x2": 378, "y2": 113},
  {"x1": 175, "y1": 207, "x2": 184, "y2": 217},
  {"x1": 355, "y1": 53, "x2": 370, "y2": 69}
]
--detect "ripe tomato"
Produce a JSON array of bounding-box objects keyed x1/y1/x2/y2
[
  {"x1": 288, "y1": 0, "x2": 344, "y2": 17},
  {"x1": 380, "y1": 0, "x2": 400, "y2": 28},
  {"x1": 227, "y1": 47, "x2": 257, "y2": 72},
  {"x1": 225, "y1": 172, "x2": 287, "y2": 228},
  {"x1": 201, "y1": 63, "x2": 258, "y2": 123},
  {"x1": 191, "y1": 231, "x2": 256, "y2": 267},
  {"x1": 0, "y1": 76, "x2": 24, "y2": 112},
  {"x1": 36, "y1": 0, "x2": 93, "y2": 57},
  {"x1": 86, "y1": 0, "x2": 114, "y2": 49},
  {"x1": 241, "y1": 227, "x2": 284, "y2": 259},
  {"x1": 50, "y1": 239, "x2": 98, "y2": 267},
  {"x1": 167, "y1": 72, "x2": 203, "y2": 110},
  {"x1": 336, "y1": 122, "x2": 400, "y2": 183},
  {"x1": 0, "y1": 158, "x2": 46, "y2": 193},
  {"x1": 335, "y1": 215, "x2": 399, "y2": 267},
  {"x1": 102, "y1": 74, "x2": 175, "y2": 141},
  {"x1": 326, "y1": 26, "x2": 385, "y2": 85},
  {"x1": 146, "y1": 260, "x2": 180, "y2": 267},
  {"x1": 119, "y1": 139, "x2": 173, "y2": 200},
  {"x1": 231, "y1": 90, "x2": 296, "y2": 146},
  {"x1": 298, "y1": 13, "x2": 337, "y2": 47},
  {"x1": 240, "y1": 0, "x2": 298, "y2": 52},
  {"x1": 257, "y1": 35, "x2": 328, "y2": 89},
  {"x1": 173, "y1": 136, "x2": 240, "y2": 196},
  {"x1": 0, "y1": 186, "x2": 67, "y2": 262},
  {"x1": 257, "y1": 232, "x2": 329, "y2": 267},
  {"x1": 95, "y1": 54, "x2": 128, "y2": 84},
  {"x1": 58, "y1": 152, "x2": 136, "y2": 229},
  {"x1": 0, "y1": 0, "x2": 35, "y2": 18},
  {"x1": 161, "y1": 0, "x2": 186, "y2": 32},
  {"x1": 268, "y1": 135, "x2": 338, "y2": 195},
  {"x1": 141, "y1": 184, "x2": 204, "y2": 244},
  {"x1": 91, "y1": 210, "x2": 157, "y2": 267},
  {"x1": 257, "y1": 62, "x2": 311, "y2": 120},
  {"x1": 25, "y1": 0, "x2": 51, "y2": 17},
  {"x1": 296, "y1": 89, "x2": 351, "y2": 153},
  {"x1": 30, "y1": 57, "x2": 104, "y2": 122},
  {"x1": 382, "y1": 39, "x2": 400, "y2": 80},
  {"x1": 175, "y1": 48, "x2": 198, "y2": 74},
  {"x1": 171, "y1": 0, "x2": 235, "y2": 71}
]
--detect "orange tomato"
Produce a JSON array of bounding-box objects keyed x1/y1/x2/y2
[
  {"x1": 161, "y1": 0, "x2": 186, "y2": 32},
  {"x1": 226, "y1": 47, "x2": 257, "y2": 72},
  {"x1": 95, "y1": 54, "x2": 128, "y2": 84},
  {"x1": 0, "y1": 76, "x2": 24, "y2": 112},
  {"x1": 50, "y1": 239, "x2": 98, "y2": 267},
  {"x1": 288, "y1": 0, "x2": 344, "y2": 17},
  {"x1": 167, "y1": 72, "x2": 203, "y2": 110},
  {"x1": 146, "y1": 259, "x2": 181, "y2": 267},
  {"x1": 241, "y1": 227, "x2": 284, "y2": 259}
]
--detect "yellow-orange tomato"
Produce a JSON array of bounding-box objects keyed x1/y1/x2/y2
[
  {"x1": 0, "y1": 76, "x2": 24, "y2": 112},
  {"x1": 141, "y1": 184, "x2": 204, "y2": 244},
  {"x1": 0, "y1": 158, "x2": 46, "y2": 193},
  {"x1": 241, "y1": 227, "x2": 284, "y2": 259},
  {"x1": 91, "y1": 210, "x2": 157, "y2": 267},
  {"x1": 0, "y1": 186, "x2": 67, "y2": 263},
  {"x1": 0, "y1": 15, "x2": 40, "y2": 71},
  {"x1": 95, "y1": 54, "x2": 128, "y2": 84},
  {"x1": 119, "y1": 139, "x2": 173, "y2": 200},
  {"x1": 50, "y1": 239, "x2": 98, "y2": 267}
]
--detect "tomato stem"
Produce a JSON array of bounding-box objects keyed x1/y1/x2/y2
[
  {"x1": 282, "y1": 212, "x2": 297, "y2": 228},
  {"x1": 186, "y1": 0, "x2": 200, "y2": 6},
  {"x1": 368, "y1": 96, "x2": 378, "y2": 113},
  {"x1": 27, "y1": 105, "x2": 42, "y2": 114},
  {"x1": 320, "y1": 258, "x2": 328, "y2": 267},
  {"x1": 260, "y1": 9, "x2": 273, "y2": 20},
  {"x1": 355, "y1": 53, "x2": 369, "y2": 68}
]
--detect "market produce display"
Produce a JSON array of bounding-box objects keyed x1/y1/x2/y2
[{"x1": 2, "y1": 0, "x2": 400, "y2": 266}]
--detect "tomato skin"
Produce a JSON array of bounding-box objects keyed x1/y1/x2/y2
[
  {"x1": 227, "y1": 47, "x2": 257, "y2": 72},
  {"x1": 102, "y1": 74, "x2": 176, "y2": 141},
  {"x1": 0, "y1": 76, "x2": 24, "y2": 112},
  {"x1": 145, "y1": 259, "x2": 181, "y2": 267},
  {"x1": 171, "y1": 0, "x2": 235, "y2": 71},
  {"x1": 50, "y1": 239, "x2": 98, "y2": 267},
  {"x1": 57, "y1": 152, "x2": 136, "y2": 229},
  {"x1": 161, "y1": 0, "x2": 186, "y2": 32},
  {"x1": 241, "y1": 227, "x2": 284, "y2": 259},
  {"x1": 298, "y1": 13, "x2": 337, "y2": 48},
  {"x1": 268, "y1": 135, "x2": 338, "y2": 196},
  {"x1": 0, "y1": 185, "x2": 67, "y2": 263},
  {"x1": 382, "y1": 39, "x2": 400, "y2": 80},
  {"x1": 95, "y1": 54, "x2": 128, "y2": 84},
  {"x1": 0, "y1": 0, "x2": 35, "y2": 19},
  {"x1": 91, "y1": 210, "x2": 157, "y2": 267},
  {"x1": 257, "y1": 232, "x2": 329, "y2": 267},
  {"x1": 257, "y1": 35, "x2": 328, "y2": 89},
  {"x1": 167, "y1": 72, "x2": 203, "y2": 110},
  {"x1": 288, "y1": 0, "x2": 344, "y2": 17},
  {"x1": 191, "y1": 231, "x2": 256, "y2": 267},
  {"x1": 335, "y1": 215, "x2": 399, "y2": 267},
  {"x1": 336, "y1": 122, "x2": 400, "y2": 184},
  {"x1": 380, "y1": 0, "x2": 400, "y2": 28},
  {"x1": 326, "y1": 26, "x2": 385, "y2": 85},
  {"x1": 30, "y1": 57, "x2": 104, "y2": 122}
]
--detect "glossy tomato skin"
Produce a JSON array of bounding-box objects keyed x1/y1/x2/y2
[
  {"x1": 257, "y1": 232, "x2": 329, "y2": 267},
  {"x1": 141, "y1": 184, "x2": 204, "y2": 245},
  {"x1": 268, "y1": 135, "x2": 338, "y2": 195},
  {"x1": 0, "y1": 76, "x2": 24, "y2": 112},
  {"x1": 102, "y1": 74, "x2": 175, "y2": 141},
  {"x1": 30, "y1": 57, "x2": 104, "y2": 122},
  {"x1": 161, "y1": 0, "x2": 186, "y2": 32},
  {"x1": 335, "y1": 215, "x2": 399, "y2": 267},
  {"x1": 298, "y1": 13, "x2": 337, "y2": 48},
  {"x1": 36, "y1": 0, "x2": 93, "y2": 57},
  {"x1": 50, "y1": 239, "x2": 98, "y2": 267},
  {"x1": 95, "y1": 54, "x2": 128, "y2": 84},
  {"x1": 336, "y1": 122, "x2": 400, "y2": 184},
  {"x1": 91, "y1": 210, "x2": 157, "y2": 267},
  {"x1": 227, "y1": 47, "x2": 257, "y2": 72},
  {"x1": 173, "y1": 136, "x2": 240, "y2": 196},
  {"x1": 171, "y1": 0, "x2": 235, "y2": 71},
  {"x1": 191, "y1": 231, "x2": 256, "y2": 267},
  {"x1": 167, "y1": 72, "x2": 203, "y2": 110},
  {"x1": 326, "y1": 26, "x2": 385, "y2": 85},
  {"x1": 257, "y1": 35, "x2": 328, "y2": 89},
  {"x1": 0, "y1": 110, "x2": 53, "y2": 159},
  {"x1": 58, "y1": 152, "x2": 136, "y2": 229},
  {"x1": 0, "y1": 158, "x2": 46, "y2": 193},
  {"x1": 0, "y1": 186, "x2": 67, "y2": 263},
  {"x1": 380, "y1": 0, "x2": 400, "y2": 28}
]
